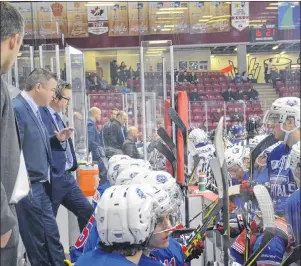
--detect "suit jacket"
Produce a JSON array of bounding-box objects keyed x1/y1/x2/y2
[
  {"x1": 87, "y1": 119, "x2": 102, "y2": 161},
  {"x1": 12, "y1": 94, "x2": 62, "y2": 183},
  {"x1": 39, "y1": 107, "x2": 77, "y2": 179},
  {"x1": 0, "y1": 78, "x2": 20, "y2": 247}
]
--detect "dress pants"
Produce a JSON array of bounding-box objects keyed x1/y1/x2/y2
[
  {"x1": 16, "y1": 182, "x2": 65, "y2": 266},
  {"x1": 51, "y1": 173, "x2": 94, "y2": 232}
]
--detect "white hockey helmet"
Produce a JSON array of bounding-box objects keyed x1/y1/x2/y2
[
  {"x1": 290, "y1": 141, "x2": 300, "y2": 188},
  {"x1": 249, "y1": 135, "x2": 268, "y2": 150},
  {"x1": 189, "y1": 128, "x2": 208, "y2": 147},
  {"x1": 115, "y1": 166, "x2": 152, "y2": 185},
  {"x1": 225, "y1": 146, "x2": 250, "y2": 171},
  {"x1": 264, "y1": 97, "x2": 300, "y2": 142},
  {"x1": 107, "y1": 158, "x2": 152, "y2": 185},
  {"x1": 131, "y1": 170, "x2": 184, "y2": 208},
  {"x1": 96, "y1": 184, "x2": 157, "y2": 252},
  {"x1": 108, "y1": 154, "x2": 131, "y2": 165},
  {"x1": 255, "y1": 141, "x2": 282, "y2": 167}
]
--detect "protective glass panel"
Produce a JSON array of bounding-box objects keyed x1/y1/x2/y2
[
  {"x1": 39, "y1": 44, "x2": 60, "y2": 77},
  {"x1": 65, "y1": 46, "x2": 87, "y2": 161}
]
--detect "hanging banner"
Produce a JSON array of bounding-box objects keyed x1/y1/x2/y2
[
  {"x1": 67, "y1": 2, "x2": 89, "y2": 38},
  {"x1": 149, "y1": 1, "x2": 189, "y2": 35},
  {"x1": 128, "y1": 2, "x2": 149, "y2": 36},
  {"x1": 189, "y1": 1, "x2": 230, "y2": 34},
  {"x1": 12, "y1": 2, "x2": 38, "y2": 39},
  {"x1": 36, "y1": 2, "x2": 68, "y2": 38},
  {"x1": 108, "y1": 2, "x2": 129, "y2": 36},
  {"x1": 87, "y1": 5, "x2": 108, "y2": 35},
  {"x1": 231, "y1": 1, "x2": 249, "y2": 31}
]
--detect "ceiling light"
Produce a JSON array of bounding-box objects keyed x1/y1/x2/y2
[
  {"x1": 164, "y1": 25, "x2": 175, "y2": 28},
  {"x1": 234, "y1": 48, "x2": 238, "y2": 51},
  {"x1": 203, "y1": 15, "x2": 212, "y2": 18},
  {"x1": 210, "y1": 55, "x2": 215, "y2": 58},
  {"x1": 159, "y1": 7, "x2": 188, "y2": 11},
  {"x1": 247, "y1": 53, "x2": 250, "y2": 56},
  {"x1": 266, "y1": 7, "x2": 278, "y2": 9},
  {"x1": 156, "y1": 11, "x2": 184, "y2": 14},
  {"x1": 161, "y1": 28, "x2": 172, "y2": 31},
  {"x1": 269, "y1": 3, "x2": 279, "y2": 5},
  {"x1": 149, "y1": 40, "x2": 169, "y2": 44},
  {"x1": 148, "y1": 48, "x2": 167, "y2": 51},
  {"x1": 272, "y1": 45, "x2": 279, "y2": 50},
  {"x1": 280, "y1": 51, "x2": 286, "y2": 55},
  {"x1": 17, "y1": 52, "x2": 22, "y2": 57},
  {"x1": 199, "y1": 19, "x2": 209, "y2": 22}
]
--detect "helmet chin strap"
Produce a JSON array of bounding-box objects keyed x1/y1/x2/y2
[{"x1": 280, "y1": 123, "x2": 298, "y2": 144}]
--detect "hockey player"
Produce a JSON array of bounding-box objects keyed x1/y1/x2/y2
[
  {"x1": 75, "y1": 184, "x2": 169, "y2": 266},
  {"x1": 286, "y1": 141, "x2": 300, "y2": 246},
  {"x1": 264, "y1": 97, "x2": 299, "y2": 216},
  {"x1": 229, "y1": 125, "x2": 247, "y2": 146}
]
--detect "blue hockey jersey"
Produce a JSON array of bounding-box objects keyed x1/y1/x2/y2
[
  {"x1": 76, "y1": 248, "x2": 143, "y2": 266},
  {"x1": 150, "y1": 237, "x2": 186, "y2": 266},
  {"x1": 267, "y1": 144, "x2": 297, "y2": 215},
  {"x1": 286, "y1": 189, "x2": 300, "y2": 246},
  {"x1": 253, "y1": 168, "x2": 269, "y2": 185},
  {"x1": 139, "y1": 254, "x2": 169, "y2": 266}
]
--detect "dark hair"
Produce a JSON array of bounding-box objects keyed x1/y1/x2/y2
[
  {"x1": 1, "y1": 2, "x2": 24, "y2": 41},
  {"x1": 55, "y1": 79, "x2": 71, "y2": 98},
  {"x1": 25, "y1": 68, "x2": 57, "y2": 92},
  {"x1": 242, "y1": 71, "x2": 246, "y2": 76}
]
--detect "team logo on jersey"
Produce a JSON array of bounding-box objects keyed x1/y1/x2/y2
[
  {"x1": 100, "y1": 217, "x2": 104, "y2": 223},
  {"x1": 136, "y1": 188, "x2": 146, "y2": 199},
  {"x1": 286, "y1": 99, "x2": 298, "y2": 107},
  {"x1": 156, "y1": 175, "x2": 168, "y2": 183},
  {"x1": 92, "y1": 190, "x2": 101, "y2": 203},
  {"x1": 232, "y1": 147, "x2": 240, "y2": 154},
  {"x1": 129, "y1": 172, "x2": 139, "y2": 178}
]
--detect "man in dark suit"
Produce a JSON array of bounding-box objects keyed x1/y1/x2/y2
[
  {"x1": 13, "y1": 68, "x2": 74, "y2": 266},
  {"x1": 40, "y1": 80, "x2": 93, "y2": 231},
  {"x1": 0, "y1": 3, "x2": 24, "y2": 265},
  {"x1": 222, "y1": 87, "x2": 236, "y2": 101},
  {"x1": 88, "y1": 107, "x2": 108, "y2": 184}
]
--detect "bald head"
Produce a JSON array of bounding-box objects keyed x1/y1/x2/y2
[
  {"x1": 89, "y1": 107, "x2": 101, "y2": 123},
  {"x1": 127, "y1": 126, "x2": 139, "y2": 141}
]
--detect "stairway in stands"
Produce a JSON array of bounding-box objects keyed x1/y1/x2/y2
[{"x1": 253, "y1": 83, "x2": 279, "y2": 113}]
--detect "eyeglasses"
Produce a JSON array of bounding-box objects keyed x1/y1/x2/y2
[{"x1": 61, "y1": 96, "x2": 70, "y2": 102}]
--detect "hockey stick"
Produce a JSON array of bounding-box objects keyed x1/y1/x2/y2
[
  {"x1": 244, "y1": 134, "x2": 278, "y2": 261},
  {"x1": 280, "y1": 244, "x2": 301, "y2": 266},
  {"x1": 214, "y1": 116, "x2": 230, "y2": 266},
  {"x1": 157, "y1": 127, "x2": 176, "y2": 156},
  {"x1": 168, "y1": 107, "x2": 190, "y2": 227},
  {"x1": 243, "y1": 185, "x2": 276, "y2": 266},
  {"x1": 152, "y1": 141, "x2": 177, "y2": 177}
]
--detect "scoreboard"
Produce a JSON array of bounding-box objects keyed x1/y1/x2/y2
[{"x1": 249, "y1": 24, "x2": 278, "y2": 42}]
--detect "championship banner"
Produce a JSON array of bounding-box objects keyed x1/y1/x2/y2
[
  {"x1": 128, "y1": 2, "x2": 149, "y2": 36},
  {"x1": 12, "y1": 2, "x2": 38, "y2": 39},
  {"x1": 108, "y1": 2, "x2": 129, "y2": 36},
  {"x1": 149, "y1": 1, "x2": 189, "y2": 35},
  {"x1": 231, "y1": 2, "x2": 249, "y2": 31},
  {"x1": 67, "y1": 2, "x2": 89, "y2": 38},
  {"x1": 189, "y1": 1, "x2": 230, "y2": 34},
  {"x1": 87, "y1": 5, "x2": 109, "y2": 35},
  {"x1": 36, "y1": 2, "x2": 67, "y2": 39}
]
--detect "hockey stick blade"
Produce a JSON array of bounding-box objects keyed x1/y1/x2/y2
[
  {"x1": 244, "y1": 185, "x2": 276, "y2": 266},
  {"x1": 280, "y1": 244, "x2": 301, "y2": 266},
  {"x1": 153, "y1": 141, "x2": 177, "y2": 176},
  {"x1": 168, "y1": 107, "x2": 187, "y2": 140},
  {"x1": 157, "y1": 127, "x2": 176, "y2": 155}
]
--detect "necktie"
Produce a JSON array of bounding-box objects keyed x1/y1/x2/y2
[
  {"x1": 54, "y1": 112, "x2": 73, "y2": 166},
  {"x1": 36, "y1": 110, "x2": 47, "y2": 143}
]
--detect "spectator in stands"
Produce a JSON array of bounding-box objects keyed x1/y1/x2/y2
[
  {"x1": 122, "y1": 127, "x2": 142, "y2": 159},
  {"x1": 189, "y1": 88, "x2": 200, "y2": 102},
  {"x1": 234, "y1": 72, "x2": 241, "y2": 83},
  {"x1": 189, "y1": 71, "x2": 198, "y2": 83},
  {"x1": 110, "y1": 60, "x2": 118, "y2": 86},
  {"x1": 105, "y1": 111, "x2": 128, "y2": 158},
  {"x1": 118, "y1": 61, "x2": 127, "y2": 86},
  {"x1": 231, "y1": 108, "x2": 243, "y2": 122},
  {"x1": 235, "y1": 89, "x2": 245, "y2": 102},
  {"x1": 222, "y1": 87, "x2": 236, "y2": 101},
  {"x1": 264, "y1": 58, "x2": 272, "y2": 83},
  {"x1": 101, "y1": 107, "x2": 119, "y2": 148},
  {"x1": 246, "y1": 87, "x2": 259, "y2": 101},
  {"x1": 241, "y1": 71, "x2": 249, "y2": 83},
  {"x1": 127, "y1": 103, "x2": 134, "y2": 116},
  {"x1": 174, "y1": 70, "x2": 179, "y2": 83},
  {"x1": 213, "y1": 108, "x2": 223, "y2": 123},
  {"x1": 271, "y1": 69, "x2": 281, "y2": 88},
  {"x1": 178, "y1": 70, "x2": 189, "y2": 83}
]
